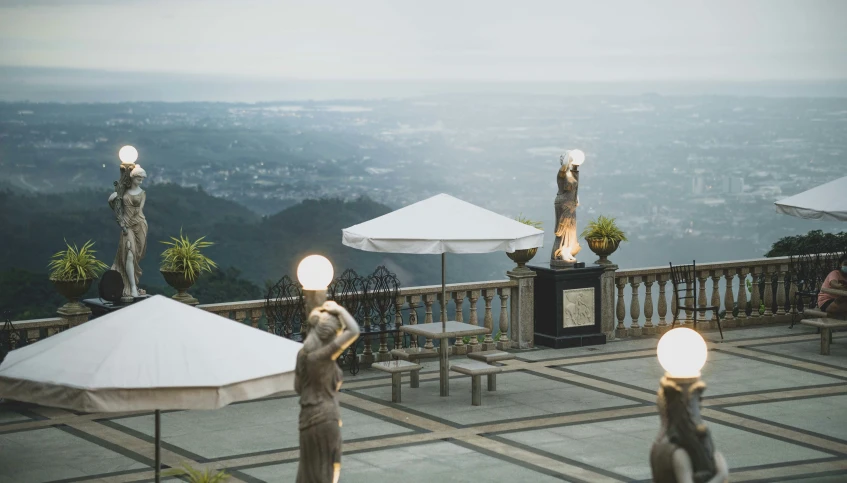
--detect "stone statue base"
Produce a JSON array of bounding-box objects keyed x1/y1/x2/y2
[
  {"x1": 550, "y1": 259, "x2": 585, "y2": 269},
  {"x1": 549, "y1": 259, "x2": 576, "y2": 269},
  {"x1": 83, "y1": 295, "x2": 151, "y2": 319},
  {"x1": 529, "y1": 262, "x2": 605, "y2": 349}
]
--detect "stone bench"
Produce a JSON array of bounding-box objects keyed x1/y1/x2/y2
[
  {"x1": 467, "y1": 350, "x2": 515, "y2": 390},
  {"x1": 803, "y1": 308, "x2": 847, "y2": 321},
  {"x1": 372, "y1": 360, "x2": 422, "y2": 403},
  {"x1": 450, "y1": 361, "x2": 502, "y2": 406},
  {"x1": 390, "y1": 348, "x2": 439, "y2": 362},
  {"x1": 800, "y1": 318, "x2": 847, "y2": 355}
]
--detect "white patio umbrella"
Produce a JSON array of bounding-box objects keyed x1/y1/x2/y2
[
  {"x1": 775, "y1": 176, "x2": 847, "y2": 222},
  {"x1": 342, "y1": 193, "x2": 544, "y2": 328},
  {"x1": 0, "y1": 295, "x2": 301, "y2": 482}
]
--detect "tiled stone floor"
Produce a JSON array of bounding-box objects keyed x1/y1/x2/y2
[{"x1": 1, "y1": 324, "x2": 846, "y2": 482}]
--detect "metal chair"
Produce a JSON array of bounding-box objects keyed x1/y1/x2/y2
[{"x1": 669, "y1": 261, "x2": 723, "y2": 339}]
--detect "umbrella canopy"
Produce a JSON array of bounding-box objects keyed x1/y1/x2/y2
[
  {"x1": 342, "y1": 193, "x2": 544, "y2": 254},
  {"x1": 0, "y1": 295, "x2": 301, "y2": 413},
  {"x1": 775, "y1": 176, "x2": 847, "y2": 222}
]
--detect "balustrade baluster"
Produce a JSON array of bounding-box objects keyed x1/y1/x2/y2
[
  {"x1": 394, "y1": 296, "x2": 404, "y2": 350},
  {"x1": 723, "y1": 269, "x2": 735, "y2": 326},
  {"x1": 657, "y1": 274, "x2": 669, "y2": 332},
  {"x1": 684, "y1": 279, "x2": 694, "y2": 326},
  {"x1": 697, "y1": 271, "x2": 709, "y2": 327},
  {"x1": 775, "y1": 266, "x2": 787, "y2": 317},
  {"x1": 629, "y1": 277, "x2": 642, "y2": 336},
  {"x1": 736, "y1": 268, "x2": 748, "y2": 322},
  {"x1": 643, "y1": 275, "x2": 655, "y2": 335},
  {"x1": 249, "y1": 308, "x2": 261, "y2": 329},
  {"x1": 362, "y1": 311, "x2": 374, "y2": 362},
  {"x1": 423, "y1": 294, "x2": 435, "y2": 350},
  {"x1": 615, "y1": 277, "x2": 627, "y2": 338},
  {"x1": 788, "y1": 272, "x2": 798, "y2": 319},
  {"x1": 408, "y1": 295, "x2": 420, "y2": 349},
  {"x1": 378, "y1": 311, "x2": 390, "y2": 358},
  {"x1": 483, "y1": 289, "x2": 496, "y2": 350},
  {"x1": 763, "y1": 266, "x2": 774, "y2": 318},
  {"x1": 749, "y1": 267, "x2": 761, "y2": 320},
  {"x1": 710, "y1": 271, "x2": 721, "y2": 328},
  {"x1": 468, "y1": 290, "x2": 481, "y2": 352},
  {"x1": 497, "y1": 288, "x2": 511, "y2": 350},
  {"x1": 452, "y1": 291, "x2": 467, "y2": 354}
]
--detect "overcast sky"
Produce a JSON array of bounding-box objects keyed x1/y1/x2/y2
[{"x1": 1, "y1": 0, "x2": 845, "y2": 82}]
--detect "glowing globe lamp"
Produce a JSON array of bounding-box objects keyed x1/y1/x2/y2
[
  {"x1": 297, "y1": 255, "x2": 334, "y2": 290},
  {"x1": 119, "y1": 145, "x2": 138, "y2": 164},
  {"x1": 568, "y1": 149, "x2": 586, "y2": 166},
  {"x1": 656, "y1": 328, "x2": 708, "y2": 378}
]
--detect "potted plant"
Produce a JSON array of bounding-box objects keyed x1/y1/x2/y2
[
  {"x1": 160, "y1": 231, "x2": 217, "y2": 305},
  {"x1": 507, "y1": 214, "x2": 542, "y2": 268},
  {"x1": 581, "y1": 215, "x2": 628, "y2": 265},
  {"x1": 48, "y1": 239, "x2": 109, "y2": 313}
]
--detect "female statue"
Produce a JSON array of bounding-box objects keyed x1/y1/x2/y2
[
  {"x1": 108, "y1": 164, "x2": 148, "y2": 300},
  {"x1": 650, "y1": 378, "x2": 728, "y2": 483},
  {"x1": 295, "y1": 301, "x2": 360, "y2": 483},
  {"x1": 551, "y1": 151, "x2": 581, "y2": 265}
]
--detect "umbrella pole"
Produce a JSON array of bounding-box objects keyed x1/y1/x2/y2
[
  {"x1": 440, "y1": 252, "x2": 449, "y2": 397},
  {"x1": 155, "y1": 409, "x2": 161, "y2": 483},
  {"x1": 441, "y1": 252, "x2": 447, "y2": 330}
]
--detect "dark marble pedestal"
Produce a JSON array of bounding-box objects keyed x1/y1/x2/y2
[
  {"x1": 83, "y1": 295, "x2": 151, "y2": 318},
  {"x1": 529, "y1": 262, "x2": 606, "y2": 349}
]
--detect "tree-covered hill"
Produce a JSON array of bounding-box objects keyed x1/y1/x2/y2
[{"x1": 0, "y1": 184, "x2": 510, "y2": 318}]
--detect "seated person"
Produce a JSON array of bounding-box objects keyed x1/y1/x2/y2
[{"x1": 818, "y1": 254, "x2": 847, "y2": 316}]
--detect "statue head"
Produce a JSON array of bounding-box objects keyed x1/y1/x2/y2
[
  {"x1": 130, "y1": 165, "x2": 147, "y2": 187},
  {"x1": 305, "y1": 305, "x2": 343, "y2": 343}
]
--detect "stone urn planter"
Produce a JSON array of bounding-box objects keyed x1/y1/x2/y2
[
  {"x1": 585, "y1": 238, "x2": 620, "y2": 265},
  {"x1": 507, "y1": 247, "x2": 538, "y2": 269},
  {"x1": 52, "y1": 278, "x2": 94, "y2": 327},
  {"x1": 52, "y1": 278, "x2": 94, "y2": 309},
  {"x1": 160, "y1": 270, "x2": 199, "y2": 305}
]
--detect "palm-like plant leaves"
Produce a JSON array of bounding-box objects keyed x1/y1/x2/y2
[
  {"x1": 163, "y1": 462, "x2": 230, "y2": 483},
  {"x1": 514, "y1": 213, "x2": 542, "y2": 229},
  {"x1": 580, "y1": 215, "x2": 628, "y2": 242},
  {"x1": 160, "y1": 230, "x2": 217, "y2": 281},
  {"x1": 48, "y1": 239, "x2": 109, "y2": 281}
]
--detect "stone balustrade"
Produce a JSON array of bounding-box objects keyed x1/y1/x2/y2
[
  {"x1": 5, "y1": 255, "x2": 818, "y2": 351},
  {"x1": 611, "y1": 256, "x2": 796, "y2": 339},
  {"x1": 200, "y1": 279, "x2": 519, "y2": 361},
  {"x1": 3, "y1": 280, "x2": 522, "y2": 359}
]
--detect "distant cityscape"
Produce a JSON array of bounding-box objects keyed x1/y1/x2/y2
[{"x1": 1, "y1": 94, "x2": 844, "y2": 269}]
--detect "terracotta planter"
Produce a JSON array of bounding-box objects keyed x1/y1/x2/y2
[
  {"x1": 160, "y1": 270, "x2": 199, "y2": 305},
  {"x1": 506, "y1": 247, "x2": 538, "y2": 268},
  {"x1": 585, "y1": 238, "x2": 621, "y2": 265},
  {"x1": 51, "y1": 278, "x2": 94, "y2": 306}
]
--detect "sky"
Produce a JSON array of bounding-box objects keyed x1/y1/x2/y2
[{"x1": 1, "y1": 0, "x2": 846, "y2": 82}]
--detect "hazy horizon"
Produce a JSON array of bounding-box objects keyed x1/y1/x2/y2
[
  {"x1": 3, "y1": 66, "x2": 847, "y2": 103},
  {"x1": 2, "y1": 0, "x2": 846, "y2": 86}
]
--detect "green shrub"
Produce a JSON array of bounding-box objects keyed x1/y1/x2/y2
[
  {"x1": 160, "y1": 230, "x2": 217, "y2": 281},
  {"x1": 580, "y1": 215, "x2": 628, "y2": 242},
  {"x1": 47, "y1": 240, "x2": 108, "y2": 282}
]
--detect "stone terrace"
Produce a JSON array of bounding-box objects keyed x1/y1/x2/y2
[{"x1": 2, "y1": 324, "x2": 847, "y2": 482}]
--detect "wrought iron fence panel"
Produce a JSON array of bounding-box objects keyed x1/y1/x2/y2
[
  {"x1": 328, "y1": 269, "x2": 367, "y2": 327},
  {"x1": 264, "y1": 275, "x2": 306, "y2": 341}
]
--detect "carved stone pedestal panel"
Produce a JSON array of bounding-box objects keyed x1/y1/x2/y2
[{"x1": 530, "y1": 263, "x2": 606, "y2": 349}]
